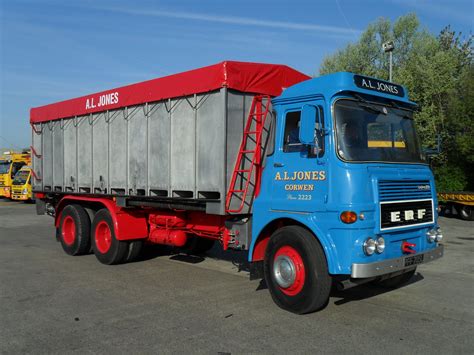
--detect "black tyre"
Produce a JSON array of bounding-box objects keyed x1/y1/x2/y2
[
  {"x1": 459, "y1": 205, "x2": 474, "y2": 221},
  {"x1": 373, "y1": 268, "x2": 416, "y2": 288},
  {"x1": 184, "y1": 236, "x2": 216, "y2": 255},
  {"x1": 124, "y1": 240, "x2": 144, "y2": 263},
  {"x1": 263, "y1": 226, "x2": 332, "y2": 314},
  {"x1": 91, "y1": 209, "x2": 128, "y2": 265},
  {"x1": 57, "y1": 204, "x2": 91, "y2": 256}
]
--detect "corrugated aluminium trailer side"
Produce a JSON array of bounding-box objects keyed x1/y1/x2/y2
[{"x1": 30, "y1": 61, "x2": 310, "y2": 214}]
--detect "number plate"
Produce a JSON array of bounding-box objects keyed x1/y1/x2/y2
[{"x1": 404, "y1": 254, "x2": 424, "y2": 267}]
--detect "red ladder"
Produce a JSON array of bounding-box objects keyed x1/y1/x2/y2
[{"x1": 225, "y1": 95, "x2": 271, "y2": 213}]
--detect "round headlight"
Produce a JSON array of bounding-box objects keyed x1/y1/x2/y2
[
  {"x1": 426, "y1": 229, "x2": 437, "y2": 243},
  {"x1": 22, "y1": 188, "x2": 28, "y2": 194},
  {"x1": 363, "y1": 238, "x2": 376, "y2": 256},
  {"x1": 435, "y1": 228, "x2": 443, "y2": 242},
  {"x1": 376, "y1": 237, "x2": 385, "y2": 253}
]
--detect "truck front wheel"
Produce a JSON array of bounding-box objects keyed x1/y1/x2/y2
[
  {"x1": 264, "y1": 226, "x2": 331, "y2": 314},
  {"x1": 124, "y1": 240, "x2": 144, "y2": 263},
  {"x1": 57, "y1": 204, "x2": 91, "y2": 256},
  {"x1": 92, "y1": 209, "x2": 128, "y2": 265}
]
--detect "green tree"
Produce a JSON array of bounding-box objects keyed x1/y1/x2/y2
[{"x1": 320, "y1": 14, "x2": 473, "y2": 191}]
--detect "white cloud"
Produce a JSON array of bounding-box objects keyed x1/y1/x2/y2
[{"x1": 94, "y1": 6, "x2": 361, "y2": 37}]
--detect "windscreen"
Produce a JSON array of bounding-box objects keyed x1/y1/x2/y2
[
  {"x1": 13, "y1": 170, "x2": 29, "y2": 185},
  {"x1": 335, "y1": 99, "x2": 424, "y2": 163},
  {"x1": 0, "y1": 161, "x2": 10, "y2": 174}
]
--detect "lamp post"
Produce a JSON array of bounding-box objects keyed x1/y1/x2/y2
[{"x1": 382, "y1": 41, "x2": 394, "y2": 82}]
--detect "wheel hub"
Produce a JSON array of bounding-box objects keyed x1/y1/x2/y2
[
  {"x1": 272, "y1": 245, "x2": 306, "y2": 296},
  {"x1": 62, "y1": 216, "x2": 76, "y2": 246},
  {"x1": 273, "y1": 255, "x2": 296, "y2": 288},
  {"x1": 95, "y1": 221, "x2": 112, "y2": 254}
]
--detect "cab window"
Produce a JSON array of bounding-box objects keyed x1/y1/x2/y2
[
  {"x1": 283, "y1": 108, "x2": 325, "y2": 156},
  {"x1": 11, "y1": 162, "x2": 25, "y2": 178},
  {"x1": 283, "y1": 111, "x2": 302, "y2": 152}
]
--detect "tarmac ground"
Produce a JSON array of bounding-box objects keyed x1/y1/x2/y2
[{"x1": 0, "y1": 199, "x2": 473, "y2": 354}]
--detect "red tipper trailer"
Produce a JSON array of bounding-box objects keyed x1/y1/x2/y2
[{"x1": 30, "y1": 60, "x2": 309, "y2": 275}]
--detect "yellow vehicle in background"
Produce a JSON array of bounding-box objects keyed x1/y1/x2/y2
[
  {"x1": 438, "y1": 192, "x2": 474, "y2": 221},
  {"x1": 0, "y1": 151, "x2": 31, "y2": 198},
  {"x1": 11, "y1": 166, "x2": 33, "y2": 202}
]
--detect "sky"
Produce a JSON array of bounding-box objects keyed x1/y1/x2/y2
[{"x1": 1, "y1": 0, "x2": 472, "y2": 148}]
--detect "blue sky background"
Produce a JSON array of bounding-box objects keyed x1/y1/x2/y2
[{"x1": 1, "y1": 0, "x2": 472, "y2": 148}]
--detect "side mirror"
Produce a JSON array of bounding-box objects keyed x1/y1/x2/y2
[{"x1": 299, "y1": 105, "x2": 319, "y2": 145}]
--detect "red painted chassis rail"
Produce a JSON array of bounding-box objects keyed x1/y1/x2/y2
[{"x1": 52, "y1": 195, "x2": 233, "y2": 249}]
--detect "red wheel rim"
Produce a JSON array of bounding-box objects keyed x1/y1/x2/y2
[
  {"x1": 62, "y1": 215, "x2": 76, "y2": 246},
  {"x1": 273, "y1": 246, "x2": 306, "y2": 296},
  {"x1": 95, "y1": 221, "x2": 112, "y2": 254}
]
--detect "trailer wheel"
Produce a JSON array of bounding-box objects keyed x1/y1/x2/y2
[
  {"x1": 184, "y1": 237, "x2": 215, "y2": 255},
  {"x1": 124, "y1": 240, "x2": 144, "y2": 263},
  {"x1": 373, "y1": 268, "x2": 416, "y2": 288},
  {"x1": 58, "y1": 204, "x2": 91, "y2": 256},
  {"x1": 92, "y1": 209, "x2": 128, "y2": 265},
  {"x1": 264, "y1": 226, "x2": 331, "y2": 314},
  {"x1": 459, "y1": 205, "x2": 474, "y2": 221}
]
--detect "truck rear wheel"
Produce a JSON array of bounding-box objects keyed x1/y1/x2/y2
[
  {"x1": 264, "y1": 226, "x2": 331, "y2": 314},
  {"x1": 459, "y1": 205, "x2": 474, "y2": 221},
  {"x1": 124, "y1": 240, "x2": 144, "y2": 263},
  {"x1": 92, "y1": 209, "x2": 128, "y2": 265},
  {"x1": 58, "y1": 204, "x2": 91, "y2": 256}
]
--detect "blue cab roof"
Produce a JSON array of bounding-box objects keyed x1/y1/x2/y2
[{"x1": 274, "y1": 72, "x2": 416, "y2": 106}]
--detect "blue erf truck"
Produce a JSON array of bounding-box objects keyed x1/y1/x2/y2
[{"x1": 31, "y1": 61, "x2": 443, "y2": 314}]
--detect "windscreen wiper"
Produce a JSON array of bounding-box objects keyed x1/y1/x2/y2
[
  {"x1": 388, "y1": 101, "x2": 414, "y2": 120},
  {"x1": 353, "y1": 94, "x2": 385, "y2": 114}
]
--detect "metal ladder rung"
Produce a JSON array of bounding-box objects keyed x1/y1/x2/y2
[{"x1": 225, "y1": 95, "x2": 270, "y2": 214}]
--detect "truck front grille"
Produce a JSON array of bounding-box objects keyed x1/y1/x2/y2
[
  {"x1": 378, "y1": 180, "x2": 432, "y2": 202},
  {"x1": 380, "y1": 199, "x2": 434, "y2": 230}
]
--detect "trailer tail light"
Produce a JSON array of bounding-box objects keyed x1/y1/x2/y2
[{"x1": 340, "y1": 211, "x2": 357, "y2": 224}]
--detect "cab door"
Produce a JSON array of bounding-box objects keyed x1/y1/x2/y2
[{"x1": 270, "y1": 101, "x2": 328, "y2": 212}]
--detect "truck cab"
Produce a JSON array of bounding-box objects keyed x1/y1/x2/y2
[
  {"x1": 250, "y1": 73, "x2": 443, "y2": 312},
  {"x1": 0, "y1": 152, "x2": 31, "y2": 199},
  {"x1": 11, "y1": 166, "x2": 33, "y2": 202}
]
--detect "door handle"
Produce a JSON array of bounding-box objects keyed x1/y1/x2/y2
[{"x1": 273, "y1": 162, "x2": 285, "y2": 167}]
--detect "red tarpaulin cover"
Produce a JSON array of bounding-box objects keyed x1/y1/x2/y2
[{"x1": 30, "y1": 61, "x2": 310, "y2": 123}]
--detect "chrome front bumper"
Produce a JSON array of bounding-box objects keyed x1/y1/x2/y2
[{"x1": 351, "y1": 245, "x2": 444, "y2": 278}]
